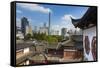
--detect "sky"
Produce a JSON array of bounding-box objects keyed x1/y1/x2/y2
[{"x1": 16, "y1": 3, "x2": 89, "y2": 34}]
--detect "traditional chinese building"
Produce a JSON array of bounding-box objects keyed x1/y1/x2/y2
[
  {"x1": 71, "y1": 7, "x2": 97, "y2": 61},
  {"x1": 46, "y1": 44, "x2": 63, "y2": 57},
  {"x1": 56, "y1": 35, "x2": 83, "y2": 62},
  {"x1": 16, "y1": 42, "x2": 36, "y2": 65},
  {"x1": 16, "y1": 41, "x2": 48, "y2": 65}
]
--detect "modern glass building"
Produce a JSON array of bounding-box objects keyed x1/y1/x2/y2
[{"x1": 21, "y1": 17, "x2": 29, "y2": 36}]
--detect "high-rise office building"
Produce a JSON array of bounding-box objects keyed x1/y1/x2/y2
[
  {"x1": 39, "y1": 23, "x2": 48, "y2": 35},
  {"x1": 28, "y1": 25, "x2": 33, "y2": 36},
  {"x1": 51, "y1": 30, "x2": 59, "y2": 35},
  {"x1": 21, "y1": 17, "x2": 29, "y2": 36},
  {"x1": 33, "y1": 26, "x2": 38, "y2": 33},
  {"x1": 61, "y1": 28, "x2": 67, "y2": 37}
]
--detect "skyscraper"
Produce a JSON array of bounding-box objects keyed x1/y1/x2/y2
[
  {"x1": 48, "y1": 12, "x2": 51, "y2": 35},
  {"x1": 51, "y1": 29, "x2": 59, "y2": 35},
  {"x1": 61, "y1": 28, "x2": 67, "y2": 37},
  {"x1": 33, "y1": 26, "x2": 37, "y2": 33},
  {"x1": 39, "y1": 23, "x2": 48, "y2": 35},
  {"x1": 21, "y1": 17, "x2": 29, "y2": 36},
  {"x1": 28, "y1": 25, "x2": 33, "y2": 36}
]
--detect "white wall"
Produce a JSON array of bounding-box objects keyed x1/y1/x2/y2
[
  {"x1": 24, "y1": 47, "x2": 30, "y2": 54},
  {"x1": 83, "y1": 26, "x2": 96, "y2": 61}
]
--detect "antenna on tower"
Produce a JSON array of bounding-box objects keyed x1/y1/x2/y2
[{"x1": 48, "y1": 12, "x2": 51, "y2": 35}]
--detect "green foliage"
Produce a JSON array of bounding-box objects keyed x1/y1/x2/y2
[
  {"x1": 46, "y1": 35, "x2": 58, "y2": 44},
  {"x1": 16, "y1": 36, "x2": 20, "y2": 40},
  {"x1": 32, "y1": 32, "x2": 46, "y2": 40},
  {"x1": 24, "y1": 33, "x2": 32, "y2": 40},
  {"x1": 32, "y1": 32, "x2": 64, "y2": 44},
  {"x1": 24, "y1": 32, "x2": 67, "y2": 44}
]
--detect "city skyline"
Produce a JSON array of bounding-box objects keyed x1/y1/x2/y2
[
  {"x1": 14, "y1": 2, "x2": 97, "y2": 66},
  {"x1": 16, "y1": 3, "x2": 89, "y2": 35}
]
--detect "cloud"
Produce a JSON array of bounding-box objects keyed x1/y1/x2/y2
[
  {"x1": 17, "y1": 3, "x2": 52, "y2": 14},
  {"x1": 51, "y1": 14, "x2": 76, "y2": 35},
  {"x1": 60, "y1": 14, "x2": 83, "y2": 35},
  {"x1": 62, "y1": 14, "x2": 76, "y2": 21},
  {"x1": 16, "y1": 10, "x2": 22, "y2": 14},
  {"x1": 61, "y1": 14, "x2": 76, "y2": 29}
]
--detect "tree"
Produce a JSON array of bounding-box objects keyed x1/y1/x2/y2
[
  {"x1": 16, "y1": 36, "x2": 20, "y2": 40},
  {"x1": 24, "y1": 33, "x2": 32, "y2": 40}
]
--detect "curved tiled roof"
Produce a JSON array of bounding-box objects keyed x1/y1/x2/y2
[
  {"x1": 56, "y1": 35, "x2": 83, "y2": 50},
  {"x1": 71, "y1": 7, "x2": 97, "y2": 29},
  {"x1": 16, "y1": 42, "x2": 34, "y2": 50}
]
